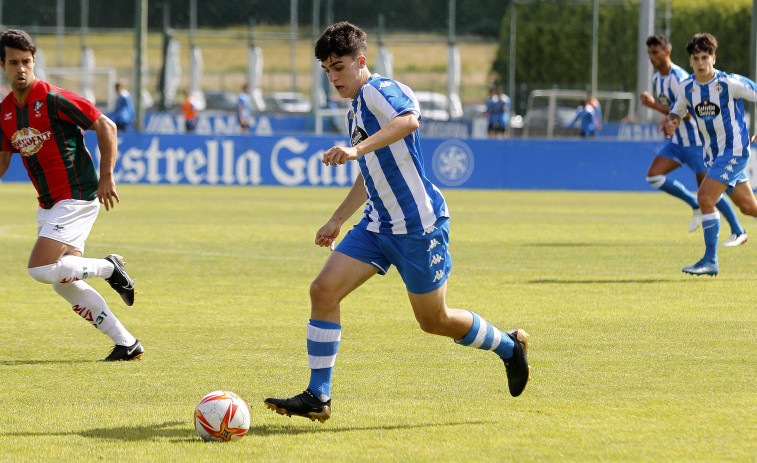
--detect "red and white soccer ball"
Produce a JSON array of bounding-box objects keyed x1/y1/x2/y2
[{"x1": 194, "y1": 390, "x2": 251, "y2": 442}]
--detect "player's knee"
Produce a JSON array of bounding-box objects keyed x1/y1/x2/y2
[
  {"x1": 309, "y1": 278, "x2": 338, "y2": 308},
  {"x1": 414, "y1": 311, "x2": 447, "y2": 335},
  {"x1": 646, "y1": 175, "x2": 666, "y2": 189},
  {"x1": 28, "y1": 263, "x2": 61, "y2": 284}
]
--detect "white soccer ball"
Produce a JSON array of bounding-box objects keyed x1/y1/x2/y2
[{"x1": 194, "y1": 390, "x2": 251, "y2": 442}]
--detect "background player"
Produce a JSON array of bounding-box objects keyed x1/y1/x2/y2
[
  {"x1": 665, "y1": 33, "x2": 757, "y2": 275},
  {"x1": 264, "y1": 22, "x2": 531, "y2": 423},
  {"x1": 641, "y1": 34, "x2": 746, "y2": 245},
  {"x1": 0, "y1": 29, "x2": 143, "y2": 361}
]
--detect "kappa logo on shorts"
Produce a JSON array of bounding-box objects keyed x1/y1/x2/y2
[
  {"x1": 721, "y1": 172, "x2": 730, "y2": 181},
  {"x1": 427, "y1": 238, "x2": 440, "y2": 251}
]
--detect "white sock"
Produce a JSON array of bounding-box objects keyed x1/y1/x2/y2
[
  {"x1": 53, "y1": 280, "x2": 136, "y2": 346},
  {"x1": 28, "y1": 255, "x2": 114, "y2": 284}
]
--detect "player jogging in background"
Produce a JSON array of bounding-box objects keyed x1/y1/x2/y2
[
  {"x1": 641, "y1": 34, "x2": 746, "y2": 245},
  {"x1": 665, "y1": 33, "x2": 757, "y2": 276},
  {"x1": 0, "y1": 29, "x2": 143, "y2": 361},
  {"x1": 264, "y1": 21, "x2": 531, "y2": 423}
]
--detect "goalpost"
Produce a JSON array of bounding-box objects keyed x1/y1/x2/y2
[{"x1": 43, "y1": 66, "x2": 118, "y2": 112}]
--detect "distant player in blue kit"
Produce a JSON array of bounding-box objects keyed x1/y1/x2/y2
[
  {"x1": 665, "y1": 33, "x2": 757, "y2": 275},
  {"x1": 566, "y1": 98, "x2": 598, "y2": 137},
  {"x1": 641, "y1": 34, "x2": 746, "y2": 245},
  {"x1": 264, "y1": 21, "x2": 531, "y2": 423}
]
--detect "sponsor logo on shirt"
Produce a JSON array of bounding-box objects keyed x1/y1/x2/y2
[
  {"x1": 11, "y1": 127, "x2": 53, "y2": 156},
  {"x1": 695, "y1": 100, "x2": 720, "y2": 120},
  {"x1": 351, "y1": 125, "x2": 368, "y2": 147},
  {"x1": 3, "y1": 112, "x2": 11, "y2": 120}
]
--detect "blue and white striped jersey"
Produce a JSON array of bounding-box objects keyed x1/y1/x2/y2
[
  {"x1": 653, "y1": 63, "x2": 701, "y2": 147},
  {"x1": 671, "y1": 70, "x2": 757, "y2": 163},
  {"x1": 347, "y1": 73, "x2": 448, "y2": 234}
]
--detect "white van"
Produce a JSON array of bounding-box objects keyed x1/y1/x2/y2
[{"x1": 414, "y1": 91, "x2": 462, "y2": 121}]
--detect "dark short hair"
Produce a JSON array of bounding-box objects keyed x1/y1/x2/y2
[
  {"x1": 315, "y1": 21, "x2": 367, "y2": 62},
  {"x1": 686, "y1": 33, "x2": 717, "y2": 56},
  {"x1": 646, "y1": 34, "x2": 671, "y2": 51},
  {"x1": 0, "y1": 29, "x2": 37, "y2": 62}
]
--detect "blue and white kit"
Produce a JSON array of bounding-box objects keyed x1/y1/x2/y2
[{"x1": 336, "y1": 73, "x2": 451, "y2": 293}]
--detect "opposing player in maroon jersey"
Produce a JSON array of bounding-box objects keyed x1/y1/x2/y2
[{"x1": 0, "y1": 29, "x2": 143, "y2": 361}]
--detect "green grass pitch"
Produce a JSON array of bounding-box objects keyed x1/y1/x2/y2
[{"x1": 0, "y1": 182, "x2": 755, "y2": 461}]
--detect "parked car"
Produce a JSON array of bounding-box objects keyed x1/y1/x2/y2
[
  {"x1": 414, "y1": 91, "x2": 462, "y2": 121},
  {"x1": 263, "y1": 92, "x2": 311, "y2": 113}
]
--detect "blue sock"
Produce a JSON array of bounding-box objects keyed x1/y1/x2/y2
[
  {"x1": 656, "y1": 176, "x2": 699, "y2": 209},
  {"x1": 702, "y1": 212, "x2": 720, "y2": 262},
  {"x1": 715, "y1": 195, "x2": 744, "y2": 235},
  {"x1": 306, "y1": 319, "x2": 341, "y2": 401},
  {"x1": 455, "y1": 311, "x2": 515, "y2": 359}
]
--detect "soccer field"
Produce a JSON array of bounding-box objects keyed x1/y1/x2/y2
[{"x1": 0, "y1": 183, "x2": 755, "y2": 462}]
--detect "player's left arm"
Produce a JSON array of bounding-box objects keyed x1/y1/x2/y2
[
  {"x1": 729, "y1": 74, "x2": 757, "y2": 102},
  {"x1": 0, "y1": 150, "x2": 11, "y2": 179},
  {"x1": 321, "y1": 112, "x2": 419, "y2": 166},
  {"x1": 90, "y1": 114, "x2": 120, "y2": 211}
]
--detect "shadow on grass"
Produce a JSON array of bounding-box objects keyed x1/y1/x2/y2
[
  {"x1": 5, "y1": 421, "x2": 196, "y2": 442},
  {"x1": 248, "y1": 419, "x2": 493, "y2": 436},
  {"x1": 528, "y1": 278, "x2": 683, "y2": 284},
  {"x1": 0, "y1": 360, "x2": 91, "y2": 365},
  {"x1": 523, "y1": 242, "x2": 622, "y2": 247},
  {"x1": 5, "y1": 419, "x2": 492, "y2": 442}
]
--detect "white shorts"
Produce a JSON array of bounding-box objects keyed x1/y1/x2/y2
[{"x1": 37, "y1": 199, "x2": 100, "y2": 253}]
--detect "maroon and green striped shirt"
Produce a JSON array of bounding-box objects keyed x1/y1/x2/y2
[{"x1": 1, "y1": 79, "x2": 101, "y2": 209}]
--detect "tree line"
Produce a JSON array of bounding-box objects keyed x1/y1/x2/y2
[{"x1": 491, "y1": 0, "x2": 752, "y2": 113}]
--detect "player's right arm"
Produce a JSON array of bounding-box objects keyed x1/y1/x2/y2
[
  {"x1": 663, "y1": 83, "x2": 690, "y2": 137},
  {"x1": 315, "y1": 172, "x2": 367, "y2": 250},
  {"x1": 640, "y1": 91, "x2": 669, "y2": 115},
  {"x1": 0, "y1": 150, "x2": 11, "y2": 179}
]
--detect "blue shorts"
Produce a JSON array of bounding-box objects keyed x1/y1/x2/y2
[
  {"x1": 706, "y1": 155, "x2": 749, "y2": 187},
  {"x1": 658, "y1": 142, "x2": 707, "y2": 174},
  {"x1": 335, "y1": 218, "x2": 452, "y2": 294}
]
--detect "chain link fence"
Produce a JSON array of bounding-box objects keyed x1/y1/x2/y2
[{"x1": 0, "y1": 0, "x2": 503, "y2": 115}]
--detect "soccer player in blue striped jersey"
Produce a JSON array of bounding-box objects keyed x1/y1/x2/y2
[
  {"x1": 264, "y1": 22, "x2": 531, "y2": 423},
  {"x1": 665, "y1": 33, "x2": 757, "y2": 275},
  {"x1": 642, "y1": 35, "x2": 745, "y2": 245}
]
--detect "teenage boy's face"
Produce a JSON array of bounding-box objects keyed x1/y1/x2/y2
[
  {"x1": 689, "y1": 51, "x2": 716, "y2": 82},
  {"x1": 321, "y1": 54, "x2": 365, "y2": 99},
  {"x1": 646, "y1": 44, "x2": 669, "y2": 71}
]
